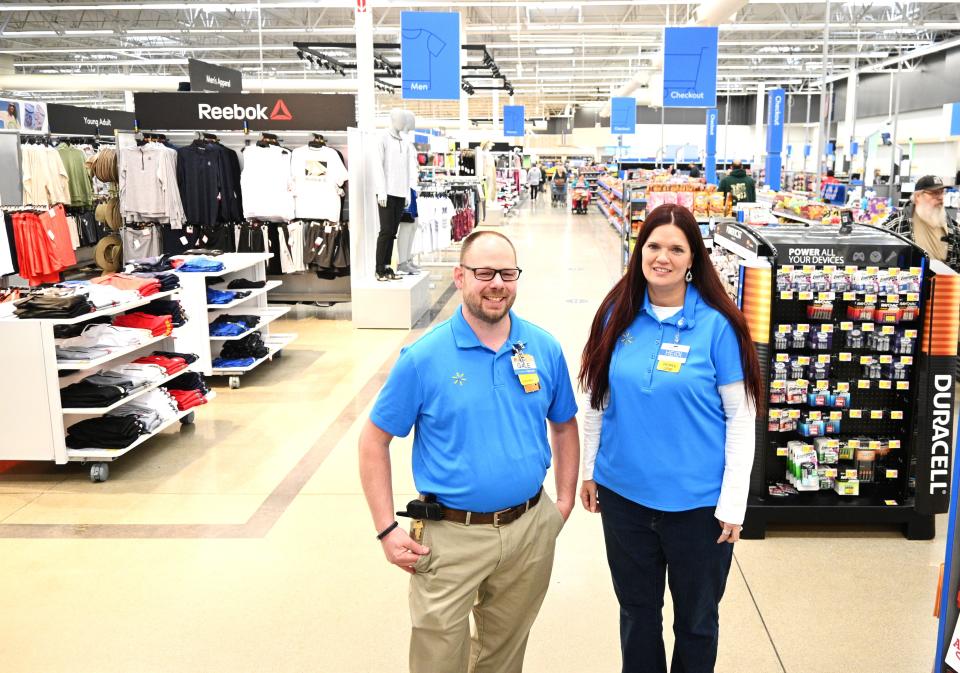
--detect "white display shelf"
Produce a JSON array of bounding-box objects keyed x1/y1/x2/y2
[
  {"x1": 60, "y1": 364, "x2": 196, "y2": 415},
  {"x1": 173, "y1": 252, "x2": 273, "y2": 278},
  {"x1": 56, "y1": 333, "x2": 171, "y2": 371},
  {"x1": 211, "y1": 333, "x2": 297, "y2": 374},
  {"x1": 208, "y1": 306, "x2": 292, "y2": 341},
  {"x1": 598, "y1": 180, "x2": 624, "y2": 199},
  {"x1": 774, "y1": 210, "x2": 823, "y2": 226},
  {"x1": 205, "y1": 280, "x2": 282, "y2": 310},
  {"x1": 65, "y1": 391, "x2": 217, "y2": 462},
  {"x1": 3, "y1": 289, "x2": 179, "y2": 325}
]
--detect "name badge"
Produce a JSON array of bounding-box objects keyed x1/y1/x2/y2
[
  {"x1": 511, "y1": 353, "x2": 540, "y2": 393},
  {"x1": 656, "y1": 344, "x2": 690, "y2": 374}
]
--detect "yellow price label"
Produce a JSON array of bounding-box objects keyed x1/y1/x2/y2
[
  {"x1": 798, "y1": 291, "x2": 813, "y2": 300},
  {"x1": 897, "y1": 381, "x2": 910, "y2": 390},
  {"x1": 809, "y1": 411, "x2": 822, "y2": 420},
  {"x1": 910, "y1": 267, "x2": 922, "y2": 275},
  {"x1": 884, "y1": 499, "x2": 899, "y2": 506},
  {"x1": 780, "y1": 291, "x2": 794, "y2": 300},
  {"x1": 818, "y1": 355, "x2": 831, "y2": 363},
  {"x1": 839, "y1": 352, "x2": 852, "y2": 362},
  {"x1": 782, "y1": 265, "x2": 795, "y2": 272},
  {"x1": 843, "y1": 292, "x2": 856, "y2": 301},
  {"x1": 823, "y1": 468, "x2": 838, "y2": 478},
  {"x1": 849, "y1": 440, "x2": 861, "y2": 448},
  {"x1": 888, "y1": 268, "x2": 900, "y2": 276},
  {"x1": 797, "y1": 356, "x2": 811, "y2": 365},
  {"x1": 889, "y1": 440, "x2": 901, "y2": 449},
  {"x1": 816, "y1": 380, "x2": 830, "y2": 390},
  {"x1": 907, "y1": 293, "x2": 919, "y2": 302},
  {"x1": 821, "y1": 324, "x2": 834, "y2": 333},
  {"x1": 858, "y1": 380, "x2": 872, "y2": 389},
  {"x1": 860, "y1": 356, "x2": 874, "y2": 364},
  {"x1": 827, "y1": 440, "x2": 840, "y2": 447},
  {"x1": 849, "y1": 409, "x2": 862, "y2": 418},
  {"x1": 845, "y1": 266, "x2": 857, "y2": 273},
  {"x1": 886, "y1": 470, "x2": 898, "y2": 479},
  {"x1": 789, "y1": 410, "x2": 801, "y2": 419},
  {"x1": 886, "y1": 294, "x2": 898, "y2": 303},
  {"x1": 871, "y1": 410, "x2": 884, "y2": 419},
  {"x1": 770, "y1": 380, "x2": 785, "y2": 389},
  {"x1": 878, "y1": 380, "x2": 892, "y2": 389},
  {"x1": 905, "y1": 330, "x2": 918, "y2": 338},
  {"x1": 881, "y1": 325, "x2": 895, "y2": 335},
  {"x1": 867, "y1": 266, "x2": 880, "y2": 274},
  {"x1": 797, "y1": 379, "x2": 809, "y2": 387},
  {"x1": 837, "y1": 382, "x2": 850, "y2": 391},
  {"x1": 901, "y1": 356, "x2": 913, "y2": 365},
  {"x1": 778, "y1": 325, "x2": 792, "y2": 333},
  {"x1": 824, "y1": 266, "x2": 836, "y2": 273},
  {"x1": 819, "y1": 292, "x2": 835, "y2": 301},
  {"x1": 840, "y1": 321, "x2": 853, "y2": 330},
  {"x1": 891, "y1": 410, "x2": 904, "y2": 420},
  {"x1": 776, "y1": 447, "x2": 789, "y2": 457},
  {"x1": 865, "y1": 294, "x2": 877, "y2": 303},
  {"x1": 879, "y1": 355, "x2": 893, "y2": 364},
  {"x1": 776, "y1": 353, "x2": 790, "y2": 362},
  {"x1": 862, "y1": 323, "x2": 875, "y2": 331},
  {"x1": 802, "y1": 265, "x2": 815, "y2": 273},
  {"x1": 830, "y1": 411, "x2": 843, "y2": 420},
  {"x1": 869, "y1": 440, "x2": 882, "y2": 449},
  {"x1": 845, "y1": 469, "x2": 859, "y2": 479},
  {"x1": 797, "y1": 324, "x2": 810, "y2": 333}
]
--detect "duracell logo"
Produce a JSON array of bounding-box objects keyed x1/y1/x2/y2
[
  {"x1": 197, "y1": 99, "x2": 292, "y2": 121},
  {"x1": 930, "y1": 374, "x2": 952, "y2": 495}
]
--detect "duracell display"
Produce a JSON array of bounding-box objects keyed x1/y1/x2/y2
[{"x1": 713, "y1": 223, "x2": 959, "y2": 539}]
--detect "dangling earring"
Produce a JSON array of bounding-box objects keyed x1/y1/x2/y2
[{"x1": 685, "y1": 269, "x2": 693, "y2": 282}]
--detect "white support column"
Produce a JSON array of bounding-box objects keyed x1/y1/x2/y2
[
  {"x1": 355, "y1": 2, "x2": 375, "y2": 131},
  {"x1": 754, "y1": 83, "x2": 765, "y2": 167},
  {"x1": 492, "y1": 88, "x2": 500, "y2": 136},
  {"x1": 843, "y1": 69, "x2": 858, "y2": 169},
  {"x1": 124, "y1": 90, "x2": 135, "y2": 113},
  {"x1": 459, "y1": 18, "x2": 468, "y2": 139}
]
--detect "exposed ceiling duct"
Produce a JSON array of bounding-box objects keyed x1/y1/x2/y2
[{"x1": 692, "y1": 0, "x2": 750, "y2": 27}]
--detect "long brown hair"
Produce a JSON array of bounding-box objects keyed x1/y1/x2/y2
[{"x1": 579, "y1": 203, "x2": 762, "y2": 409}]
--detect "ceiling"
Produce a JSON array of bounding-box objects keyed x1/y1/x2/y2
[{"x1": 1, "y1": 0, "x2": 959, "y2": 118}]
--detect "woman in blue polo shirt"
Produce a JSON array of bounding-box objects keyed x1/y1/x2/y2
[{"x1": 578, "y1": 203, "x2": 761, "y2": 673}]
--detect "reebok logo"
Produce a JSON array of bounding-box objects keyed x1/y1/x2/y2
[
  {"x1": 198, "y1": 103, "x2": 268, "y2": 121},
  {"x1": 270, "y1": 99, "x2": 292, "y2": 121}
]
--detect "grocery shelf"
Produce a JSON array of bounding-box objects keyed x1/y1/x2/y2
[
  {"x1": 208, "y1": 306, "x2": 292, "y2": 341},
  {"x1": 61, "y1": 364, "x2": 197, "y2": 415},
  {"x1": 597, "y1": 180, "x2": 623, "y2": 199},
  {"x1": 56, "y1": 333, "x2": 171, "y2": 371},
  {"x1": 206, "y1": 280, "x2": 282, "y2": 310}
]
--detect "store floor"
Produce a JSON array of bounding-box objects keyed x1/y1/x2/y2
[{"x1": 0, "y1": 198, "x2": 946, "y2": 673}]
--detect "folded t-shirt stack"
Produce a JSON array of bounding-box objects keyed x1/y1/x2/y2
[
  {"x1": 107, "y1": 389, "x2": 180, "y2": 432},
  {"x1": 57, "y1": 281, "x2": 140, "y2": 310},
  {"x1": 137, "y1": 299, "x2": 188, "y2": 327},
  {"x1": 60, "y1": 362, "x2": 170, "y2": 408},
  {"x1": 167, "y1": 371, "x2": 211, "y2": 396},
  {"x1": 168, "y1": 389, "x2": 208, "y2": 411},
  {"x1": 125, "y1": 255, "x2": 176, "y2": 273},
  {"x1": 209, "y1": 313, "x2": 260, "y2": 337},
  {"x1": 60, "y1": 323, "x2": 153, "y2": 350},
  {"x1": 91, "y1": 272, "x2": 161, "y2": 297},
  {"x1": 56, "y1": 345, "x2": 111, "y2": 361},
  {"x1": 176, "y1": 256, "x2": 225, "y2": 273},
  {"x1": 206, "y1": 288, "x2": 252, "y2": 305},
  {"x1": 66, "y1": 415, "x2": 145, "y2": 449},
  {"x1": 216, "y1": 332, "x2": 270, "y2": 363},
  {"x1": 227, "y1": 278, "x2": 267, "y2": 290},
  {"x1": 133, "y1": 354, "x2": 189, "y2": 375},
  {"x1": 131, "y1": 272, "x2": 180, "y2": 292},
  {"x1": 151, "y1": 350, "x2": 199, "y2": 364},
  {"x1": 13, "y1": 293, "x2": 93, "y2": 319},
  {"x1": 112, "y1": 312, "x2": 173, "y2": 337},
  {"x1": 60, "y1": 380, "x2": 127, "y2": 408}
]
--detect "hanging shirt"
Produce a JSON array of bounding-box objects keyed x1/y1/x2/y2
[
  {"x1": 57, "y1": 144, "x2": 94, "y2": 207},
  {"x1": 241, "y1": 144, "x2": 294, "y2": 222},
  {"x1": 176, "y1": 143, "x2": 224, "y2": 226},
  {"x1": 291, "y1": 145, "x2": 348, "y2": 221},
  {"x1": 373, "y1": 131, "x2": 415, "y2": 199}
]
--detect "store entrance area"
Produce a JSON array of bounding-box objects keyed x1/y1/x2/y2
[{"x1": 0, "y1": 202, "x2": 944, "y2": 673}]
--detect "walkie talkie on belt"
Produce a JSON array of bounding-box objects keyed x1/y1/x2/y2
[{"x1": 397, "y1": 494, "x2": 444, "y2": 521}]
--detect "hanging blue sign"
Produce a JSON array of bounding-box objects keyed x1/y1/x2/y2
[
  {"x1": 826, "y1": 141, "x2": 835, "y2": 156},
  {"x1": 662, "y1": 26, "x2": 718, "y2": 108},
  {"x1": 705, "y1": 108, "x2": 718, "y2": 185},
  {"x1": 503, "y1": 105, "x2": 525, "y2": 137},
  {"x1": 787, "y1": 145, "x2": 793, "y2": 157},
  {"x1": 401, "y1": 11, "x2": 461, "y2": 101},
  {"x1": 611, "y1": 97, "x2": 637, "y2": 134},
  {"x1": 950, "y1": 102, "x2": 960, "y2": 135},
  {"x1": 803, "y1": 144, "x2": 811, "y2": 157},
  {"x1": 851, "y1": 141, "x2": 859, "y2": 156},
  {"x1": 764, "y1": 88, "x2": 785, "y2": 190}
]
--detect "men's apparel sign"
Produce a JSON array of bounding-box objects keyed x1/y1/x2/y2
[
  {"x1": 47, "y1": 104, "x2": 135, "y2": 135},
  {"x1": 662, "y1": 26, "x2": 718, "y2": 108},
  {"x1": 503, "y1": 105, "x2": 525, "y2": 137},
  {"x1": 188, "y1": 58, "x2": 243, "y2": 93},
  {"x1": 705, "y1": 108, "x2": 718, "y2": 185},
  {"x1": 132, "y1": 93, "x2": 357, "y2": 131},
  {"x1": 401, "y1": 11, "x2": 461, "y2": 101},
  {"x1": 764, "y1": 88, "x2": 786, "y2": 191},
  {"x1": 610, "y1": 97, "x2": 637, "y2": 135}
]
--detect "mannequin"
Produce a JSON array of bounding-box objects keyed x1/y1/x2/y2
[
  {"x1": 373, "y1": 109, "x2": 416, "y2": 281},
  {"x1": 396, "y1": 110, "x2": 421, "y2": 275}
]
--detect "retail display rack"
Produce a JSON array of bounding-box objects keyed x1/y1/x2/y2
[
  {"x1": 712, "y1": 221, "x2": 958, "y2": 539},
  {"x1": 173, "y1": 252, "x2": 297, "y2": 390},
  {"x1": 595, "y1": 178, "x2": 625, "y2": 235},
  {"x1": 0, "y1": 288, "x2": 212, "y2": 483}
]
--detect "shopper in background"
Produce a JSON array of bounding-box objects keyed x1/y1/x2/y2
[
  {"x1": 578, "y1": 203, "x2": 761, "y2": 673},
  {"x1": 718, "y1": 160, "x2": 756, "y2": 205},
  {"x1": 528, "y1": 163, "x2": 543, "y2": 200},
  {"x1": 822, "y1": 168, "x2": 839, "y2": 184},
  {"x1": 688, "y1": 163, "x2": 701, "y2": 178},
  {"x1": 883, "y1": 175, "x2": 960, "y2": 272},
  {"x1": 359, "y1": 230, "x2": 580, "y2": 673},
  {"x1": 553, "y1": 164, "x2": 568, "y2": 185}
]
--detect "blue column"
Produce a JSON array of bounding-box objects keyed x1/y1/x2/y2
[
  {"x1": 764, "y1": 88, "x2": 786, "y2": 191},
  {"x1": 705, "y1": 108, "x2": 718, "y2": 185}
]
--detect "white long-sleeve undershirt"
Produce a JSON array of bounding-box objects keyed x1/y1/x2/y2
[{"x1": 580, "y1": 305, "x2": 757, "y2": 525}]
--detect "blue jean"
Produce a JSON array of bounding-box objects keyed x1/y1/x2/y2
[{"x1": 597, "y1": 484, "x2": 733, "y2": 673}]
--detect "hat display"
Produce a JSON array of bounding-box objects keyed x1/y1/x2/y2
[
  {"x1": 914, "y1": 175, "x2": 945, "y2": 192},
  {"x1": 94, "y1": 197, "x2": 122, "y2": 232},
  {"x1": 94, "y1": 234, "x2": 122, "y2": 273}
]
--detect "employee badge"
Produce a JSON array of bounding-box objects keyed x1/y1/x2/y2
[
  {"x1": 511, "y1": 352, "x2": 540, "y2": 393},
  {"x1": 656, "y1": 343, "x2": 690, "y2": 374}
]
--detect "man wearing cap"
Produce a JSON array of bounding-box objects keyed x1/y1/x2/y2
[
  {"x1": 883, "y1": 175, "x2": 960, "y2": 272},
  {"x1": 359, "y1": 229, "x2": 579, "y2": 673}
]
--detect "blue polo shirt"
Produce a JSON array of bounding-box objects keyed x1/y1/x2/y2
[
  {"x1": 594, "y1": 284, "x2": 744, "y2": 512},
  {"x1": 370, "y1": 306, "x2": 578, "y2": 512}
]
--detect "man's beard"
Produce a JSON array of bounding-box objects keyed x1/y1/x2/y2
[
  {"x1": 914, "y1": 199, "x2": 948, "y2": 230},
  {"x1": 463, "y1": 291, "x2": 515, "y2": 324}
]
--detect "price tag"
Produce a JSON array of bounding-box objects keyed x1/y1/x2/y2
[
  {"x1": 781, "y1": 291, "x2": 794, "y2": 300},
  {"x1": 816, "y1": 380, "x2": 830, "y2": 390},
  {"x1": 803, "y1": 265, "x2": 815, "y2": 273},
  {"x1": 830, "y1": 411, "x2": 843, "y2": 420},
  {"x1": 797, "y1": 379, "x2": 809, "y2": 387},
  {"x1": 770, "y1": 380, "x2": 785, "y2": 389},
  {"x1": 818, "y1": 355, "x2": 831, "y2": 364},
  {"x1": 845, "y1": 469, "x2": 859, "y2": 479},
  {"x1": 839, "y1": 352, "x2": 852, "y2": 362},
  {"x1": 865, "y1": 294, "x2": 877, "y2": 303},
  {"x1": 819, "y1": 292, "x2": 835, "y2": 301},
  {"x1": 886, "y1": 294, "x2": 898, "y2": 303},
  {"x1": 891, "y1": 410, "x2": 904, "y2": 420},
  {"x1": 896, "y1": 381, "x2": 910, "y2": 390},
  {"x1": 889, "y1": 440, "x2": 901, "y2": 449},
  {"x1": 824, "y1": 266, "x2": 836, "y2": 273},
  {"x1": 849, "y1": 439, "x2": 861, "y2": 448},
  {"x1": 776, "y1": 447, "x2": 789, "y2": 457},
  {"x1": 905, "y1": 330, "x2": 918, "y2": 338},
  {"x1": 862, "y1": 323, "x2": 875, "y2": 332},
  {"x1": 878, "y1": 380, "x2": 892, "y2": 389},
  {"x1": 796, "y1": 324, "x2": 810, "y2": 333},
  {"x1": 845, "y1": 266, "x2": 858, "y2": 273},
  {"x1": 871, "y1": 410, "x2": 884, "y2": 419},
  {"x1": 778, "y1": 325, "x2": 792, "y2": 333},
  {"x1": 859, "y1": 356, "x2": 874, "y2": 364},
  {"x1": 827, "y1": 440, "x2": 840, "y2": 448},
  {"x1": 910, "y1": 267, "x2": 922, "y2": 275},
  {"x1": 888, "y1": 268, "x2": 900, "y2": 276},
  {"x1": 798, "y1": 291, "x2": 813, "y2": 300},
  {"x1": 901, "y1": 356, "x2": 913, "y2": 365},
  {"x1": 776, "y1": 353, "x2": 790, "y2": 362},
  {"x1": 809, "y1": 411, "x2": 822, "y2": 420},
  {"x1": 840, "y1": 321, "x2": 853, "y2": 330},
  {"x1": 869, "y1": 440, "x2": 882, "y2": 449},
  {"x1": 837, "y1": 382, "x2": 850, "y2": 392},
  {"x1": 789, "y1": 410, "x2": 801, "y2": 419},
  {"x1": 797, "y1": 356, "x2": 811, "y2": 365},
  {"x1": 867, "y1": 266, "x2": 880, "y2": 274},
  {"x1": 823, "y1": 468, "x2": 838, "y2": 478},
  {"x1": 202, "y1": 235, "x2": 209, "y2": 244},
  {"x1": 180, "y1": 236, "x2": 189, "y2": 246},
  {"x1": 884, "y1": 499, "x2": 899, "y2": 506},
  {"x1": 849, "y1": 409, "x2": 863, "y2": 418},
  {"x1": 858, "y1": 380, "x2": 871, "y2": 389},
  {"x1": 879, "y1": 355, "x2": 893, "y2": 364},
  {"x1": 881, "y1": 325, "x2": 895, "y2": 335},
  {"x1": 907, "y1": 293, "x2": 919, "y2": 302},
  {"x1": 843, "y1": 292, "x2": 856, "y2": 301},
  {"x1": 821, "y1": 324, "x2": 834, "y2": 333}
]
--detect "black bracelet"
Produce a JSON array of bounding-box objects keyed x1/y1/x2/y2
[{"x1": 376, "y1": 520, "x2": 399, "y2": 541}]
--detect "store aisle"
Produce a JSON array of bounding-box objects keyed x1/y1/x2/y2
[{"x1": 0, "y1": 204, "x2": 945, "y2": 673}]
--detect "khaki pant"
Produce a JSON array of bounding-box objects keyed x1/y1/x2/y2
[{"x1": 408, "y1": 492, "x2": 565, "y2": 673}]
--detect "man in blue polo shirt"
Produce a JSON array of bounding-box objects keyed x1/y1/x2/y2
[{"x1": 359, "y1": 230, "x2": 579, "y2": 673}]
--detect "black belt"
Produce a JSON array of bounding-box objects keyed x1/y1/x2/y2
[{"x1": 441, "y1": 488, "x2": 542, "y2": 527}]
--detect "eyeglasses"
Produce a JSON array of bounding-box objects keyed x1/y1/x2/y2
[{"x1": 462, "y1": 265, "x2": 523, "y2": 282}]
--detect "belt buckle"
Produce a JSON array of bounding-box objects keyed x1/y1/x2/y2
[{"x1": 492, "y1": 507, "x2": 511, "y2": 528}]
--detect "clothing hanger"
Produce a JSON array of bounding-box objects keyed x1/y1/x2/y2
[{"x1": 308, "y1": 133, "x2": 326, "y2": 148}]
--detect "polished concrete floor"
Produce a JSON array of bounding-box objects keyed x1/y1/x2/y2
[{"x1": 0, "y1": 199, "x2": 947, "y2": 673}]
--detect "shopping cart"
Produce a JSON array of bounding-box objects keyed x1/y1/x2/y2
[{"x1": 551, "y1": 177, "x2": 567, "y2": 207}]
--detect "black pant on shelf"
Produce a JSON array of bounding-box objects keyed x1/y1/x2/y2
[
  {"x1": 375, "y1": 195, "x2": 405, "y2": 272},
  {"x1": 597, "y1": 483, "x2": 733, "y2": 673}
]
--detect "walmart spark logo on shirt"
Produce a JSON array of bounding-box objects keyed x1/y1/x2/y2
[{"x1": 451, "y1": 372, "x2": 467, "y2": 386}]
